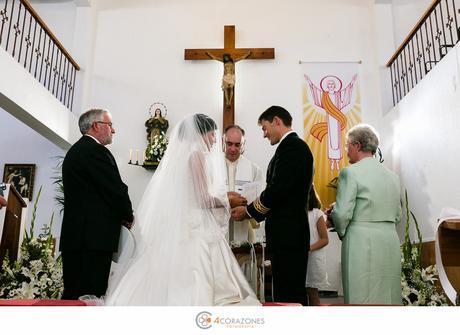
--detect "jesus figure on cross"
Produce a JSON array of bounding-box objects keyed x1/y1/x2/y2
[
  {"x1": 185, "y1": 25, "x2": 274, "y2": 129},
  {"x1": 206, "y1": 51, "x2": 252, "y2": 107}
]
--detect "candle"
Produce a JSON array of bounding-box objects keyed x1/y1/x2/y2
[
  {"x1": 136, "y1": 149, "x2": 140, "y2": 163},
  {"x1": 143, "y1": 151, "x2": 146, "y2": 163},
  {"x1": 129, "y1": 148, "x2": 133, "y2": 161}
]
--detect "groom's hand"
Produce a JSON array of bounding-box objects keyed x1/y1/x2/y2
[
  {"x1": 231, "y1": 206, "x2": 249, "y2": 221},
  {"x1": 227, "y1": 192, "x2": 247, "y2": 208}
]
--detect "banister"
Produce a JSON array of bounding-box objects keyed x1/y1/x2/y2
[
  {"x1": 386, "y1": 0, "x2": 460, "y2": 106},
  {"x1": 20, "y1": 0, "x2": 79, "y2": 70},
  {"x1": 0, "y1": 0, "x2": 80, "y2": 110},
  {"x1": 387, "y1": 0, "x2": 441, "y2": 67}
]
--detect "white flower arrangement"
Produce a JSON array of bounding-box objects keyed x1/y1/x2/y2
[
  {"x1": 0, "y1": 187, "x2": 63, "y2": 299},
  {"x1": 145, "y1": 131, "x2": 168, "y2": 163},
  {"x1": 401, "y1": 190, "x2": 448, "y2": 306},
  {"x1": 401, "y1": 247, "x2": 447, "y2": 306}
]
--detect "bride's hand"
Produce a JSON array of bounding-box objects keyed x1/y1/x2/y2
[
  {"x1": 227, "y1": 192, "x2": 247, "y2": 208},
  {"x1": 231, "y1": 206, "x2": 249, "y2": 221},
  {"x1": 122, "y1": 218, "x2": 134, "y2": 230}
]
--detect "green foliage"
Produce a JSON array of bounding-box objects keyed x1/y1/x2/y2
[
  {"x1": 51, "y1": 156, "x2": 64, "y2": 214},
  {"x1": 0, "y1": 186, "x2": 63, "y2": 299},
  {"x1": 402, "y1": 190, "x2": 422, "y2": 267},
  {"x1": 400, "y1": 190, "x2": 448, "y2": 306}
]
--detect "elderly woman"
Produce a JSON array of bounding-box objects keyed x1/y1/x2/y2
[{"x1": 331, "y1": 124, "x2": 402, "y2": 305}]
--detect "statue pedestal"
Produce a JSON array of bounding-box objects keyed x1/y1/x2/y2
[
  {"x1": 142, "y1": 161, "x2": 159, "y2": 170},
  {"x1": 128, "y1": 160, "x2": 158, "y2": 171}
]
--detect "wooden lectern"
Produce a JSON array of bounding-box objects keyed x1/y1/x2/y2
[
  {"x1": 438, "y1": 220, "x2": 460, "y2": 294},
  {"x1": 0, "y1": 184, "x2": 28, "y2": 262}
]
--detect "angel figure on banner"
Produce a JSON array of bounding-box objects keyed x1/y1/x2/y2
[{"x1": 304, "y1": 74, "x2": 357, "y2": 170}]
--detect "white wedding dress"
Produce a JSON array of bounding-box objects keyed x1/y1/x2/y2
[{"x1": 104, "y1": 114, "x2": 259, "y2": 306}]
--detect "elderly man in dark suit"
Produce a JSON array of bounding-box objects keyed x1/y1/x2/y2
[
  {"x1": 232, "y1": 105, "x2": 314, "y2": 305},
  {"x1": 59, "y1": 108, "x2": 134, "y2": 300}
]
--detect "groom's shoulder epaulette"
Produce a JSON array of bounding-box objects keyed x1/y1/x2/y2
[{"x1": 247, "y1": 197, "x2": 270, "y2": 222}]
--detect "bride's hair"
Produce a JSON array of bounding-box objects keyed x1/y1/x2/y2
[
  {"x1": 178, "y1": 113, "x2": 217, "y2": 140},
  {"x1": 194, "y1": 114, "x2": 217, "y2": 134}
]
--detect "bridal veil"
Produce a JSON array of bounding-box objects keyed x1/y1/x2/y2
[{"x1": 105, "y1": 114, "x2": 257, "y2": 305}]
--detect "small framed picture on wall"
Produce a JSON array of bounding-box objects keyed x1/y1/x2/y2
[{"x1": 2, "y1": 164, "x2": 36, "y2": 200}]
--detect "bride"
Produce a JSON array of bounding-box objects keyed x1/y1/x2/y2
[{"x1": 105, "y1": 114, "x2": 259, "y2": 305}]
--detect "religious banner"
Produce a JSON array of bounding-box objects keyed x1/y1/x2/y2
[{"x1": 301, "y1": 62, "x2": 361, "y2": 207}]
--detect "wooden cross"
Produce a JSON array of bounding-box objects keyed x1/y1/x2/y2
[{"x1": 185, "y1": 25, "x2": 275, "y2": 129}]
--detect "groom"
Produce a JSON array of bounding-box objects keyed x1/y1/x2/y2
[
  {"x1": 232, "y1": 106, "x2": 314, "y2": 305},
  {"x1": 59, "y1": 108, "x2": 134, "y2": 300}
]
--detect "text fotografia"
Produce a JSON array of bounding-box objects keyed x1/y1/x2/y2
[{"x1": 215, "y1": 317, "x2": 265, "y2": 328}]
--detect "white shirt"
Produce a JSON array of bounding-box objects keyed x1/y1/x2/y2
[
  {"x1": 225, "y1": 155, "x2": 264, "y2": 243},
  {"x1": 84, "y1": 134, "x2": 101, "y2": 144},
  {"x1": 279, "y1": 130, "x2": 295, "y2": 144}
]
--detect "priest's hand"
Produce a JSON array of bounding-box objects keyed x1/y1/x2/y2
[
  {"x1": 231, "y1": 206, "x2": 249, "y2": 221},
  {"x1": 227, "y1": 192, "x2": 247, "y2": 208}
]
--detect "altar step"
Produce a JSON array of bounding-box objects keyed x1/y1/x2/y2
[
  {"x1": 0, "y1": 299, "x2": 302, "y2": 307},
  {"x1": 0, "y1": 299, "x2": 86, "y2": 306}
]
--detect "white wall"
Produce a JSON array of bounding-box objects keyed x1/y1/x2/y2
[
  {"x1": 3, "y1": 0, "x2": 450, "y2": 243},
  {"x1": 0, "y1": 47, "x2": 77, "y2": 149},
  {"x1": 28, "y1": 0, "x2": 98, "y2": 119},
  {"x1": 0, "y1": 0, "x2": 78, "y2": 245},
  {"x1": 381, "y1": 41, "x2": 460, "y2": 241},
  {"x1": 390, "y1": 0, "x2": 433, "y2": 48},
  {"x1": 28, "y1": 0, "x2": 78, "y2": 53},
  {"x1": 0, "y1": 107, "x2": 65, "y2": 238},
  {"x1": 81, "y1": 0, "x2": 394, "y2": 209}
]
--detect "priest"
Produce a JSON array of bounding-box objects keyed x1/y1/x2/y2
[{"x1": 223, "y1": 125, "x2": 264, "y2": 296}]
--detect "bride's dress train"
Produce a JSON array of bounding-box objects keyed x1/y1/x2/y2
[
  {"x1": 105, "y1": 211, "x2": 259, "y2": 305},
  {"x1": 103, "y1": 114, "x2": 259, "y2": 306}
]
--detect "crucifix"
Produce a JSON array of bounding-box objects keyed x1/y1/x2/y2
[{"x1": 185, "y1": 25, "x2": 275, "y2": 129}]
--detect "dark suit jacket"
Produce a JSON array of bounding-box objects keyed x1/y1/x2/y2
[
  {"x1": 59, "y1": 136, "x2": 133, "y2": 252},
  {"x1": 247, "y1": 132, "x2": 313, "y2": 254}
]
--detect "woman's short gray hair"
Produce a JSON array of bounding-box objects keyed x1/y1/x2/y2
[
  {"x1": 78, "y1": 108, "x2": 108, "y2": 135},
  {"x1": 347, "y1": 123, "x2": 380, "y2": 154}
]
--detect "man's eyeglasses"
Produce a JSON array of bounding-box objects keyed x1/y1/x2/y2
[{"x1": 95, "y1": 121, "x2": 114, "y2": 128}]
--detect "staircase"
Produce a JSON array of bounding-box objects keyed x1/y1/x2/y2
[{"x1": 387, "y1": 0, "x2": 460, "y2": 106}]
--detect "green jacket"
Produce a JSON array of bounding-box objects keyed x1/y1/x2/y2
[{"x1": 332, "y1": 157, "x2": 401, "y2": 237}]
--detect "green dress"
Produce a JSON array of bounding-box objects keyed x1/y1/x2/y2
[{"x1": 332, "y1": 157, "x2": 402, "y2": 305}]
